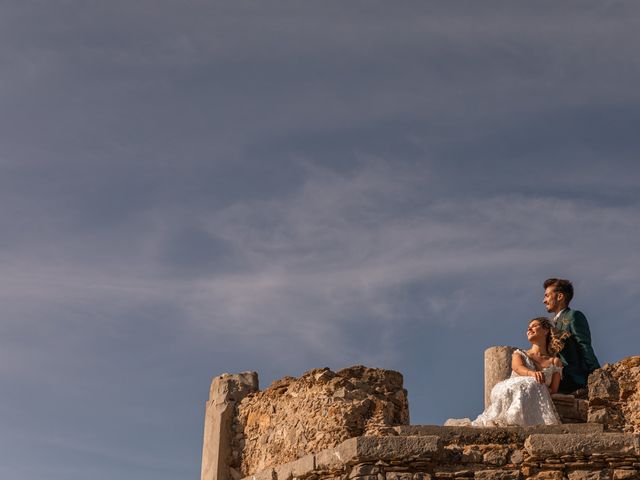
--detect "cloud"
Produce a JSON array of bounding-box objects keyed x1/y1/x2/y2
[{"x1": 165, "y1": 161, "x2": 639, "y2": 359}]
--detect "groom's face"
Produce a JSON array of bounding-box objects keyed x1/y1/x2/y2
[{"x1": 543, "y1": 286, "x2": 563, "y2": 313}]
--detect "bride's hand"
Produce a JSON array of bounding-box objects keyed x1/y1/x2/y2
[{"x1": 531, "y1": 371, "x2": 545, "y2": 384}]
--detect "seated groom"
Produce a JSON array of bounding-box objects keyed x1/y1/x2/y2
[{"x1": 543, "y1": 278, "x2": 600, "y2": 394}]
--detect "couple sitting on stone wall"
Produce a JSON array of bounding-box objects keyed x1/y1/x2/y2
[{"x1": 448, "y1": 278, "x2": 600, "y2": 427}]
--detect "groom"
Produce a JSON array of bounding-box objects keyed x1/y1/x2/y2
[{"x1": 543, "y1": 278, "x2": 600, "y2": 394}]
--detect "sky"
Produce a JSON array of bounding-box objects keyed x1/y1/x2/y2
[{"x1": 1, "y1": 2, "x2": 640, "y2": 479}]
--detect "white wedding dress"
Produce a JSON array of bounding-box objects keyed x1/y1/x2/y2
[{"x1": 446, "y1": 349, "x2": 563, "y2": 427}]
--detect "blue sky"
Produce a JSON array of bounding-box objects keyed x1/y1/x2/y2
[{"x1": 2, "y1": 2, "x2": 640, "y2": 479}]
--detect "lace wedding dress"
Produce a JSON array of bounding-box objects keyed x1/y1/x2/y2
[{"x1": 446, "y1": 349, "x2": 563, "y2": 427}]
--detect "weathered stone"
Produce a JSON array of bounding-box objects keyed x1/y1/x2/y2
[
  {"x1": 589, "y1": 409, "x2": 610, "y2": 425},
  {"x1": 612, "y1": 470, "x2": 638, "y2": 480},
  {"x1": 350, "y1": 475, "x2": 378, "y2": 480},
  {"x1": 453, "y1": 470, "x2": 473, "y2": 478},
  {"x1": 315, "y1": 438, "x2": 359, "y2": 471},
  {"x1": 394, "y1": 424, "x2": 603, "y2": 443},
  {"x1": 461, "y1": 447, "x2": 483, "y2": 464},
  {"x1": 525, "y1": 433, "x2": 637, "y2": 456},
  {"x1": 202, "y1": 372, "x2": 259, "y2": 480},
  {"x1": 413, "y1": 474, "x2": 432, "y2": 480},
  {"x1": 483, "y1": 448, "x2": 509, "y2": 466},
  {"x1": 315, "y1": 436, "x2": 439, "y2": 471},
  {"x1": 474, "y1": 470, "x2": 520, "y2": 480},
  {"x1": 527, "y1": 472, "x2": 563, "y2": 480},
  {"x1": 484, "y1": 346, "x2": 516, "y2": 408},
  {"x1": 386, "y1": 473, "x2": 413, "y2": 480},
  {"x1": 249, "y1": 468, "x2": 275, "y2": 480},
  {"x1": 349, "y1": 464, "x2": 379, "y2": 478},
  {"x1": 235, "y1": 367, "x2": 409, "y2": 475},
  {"x1": 273, "y1": 455, "x2": 315, "y2": 480},
  {"x1": 588, "y1": 356, "x2": 640, "y2": 433},
  {"x1": 589, "y1": 370, "x2": 618, "y2": 405},
  {"x1": 354, "y1": 436, "x2": 441, "y2": 461},
  {"x1": 568, "y1": 471, "x2": 612, "y2": 480},
  {"x1": 551, "y1": 394, "x2": 588, "y2": 423},
  {"x1": 509, "y1": 450, "x2": 524, "y2": 465}
]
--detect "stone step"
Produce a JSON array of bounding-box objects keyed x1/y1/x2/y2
[{"x1": 394, "y1": 423, "x2": 603, "y2": 443}]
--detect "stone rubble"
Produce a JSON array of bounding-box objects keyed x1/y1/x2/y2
[
  {"x1": 232, "y1": 366, "x2": 409, "y2": 476},
  {"x1": 588, "y1": 356, "x2": 640, "y2": 433}
]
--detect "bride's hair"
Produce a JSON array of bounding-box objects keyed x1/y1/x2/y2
[{"x1": 529, "y1": 317, "x2": 571, "y2": 356}]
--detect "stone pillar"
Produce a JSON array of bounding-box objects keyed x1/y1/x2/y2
[
  {"x1": 484, "y1": 346, "x2": 515, "y2": 408},
  {"x1": 201, "y1": 372, "x2": 259, "y2": 480}
]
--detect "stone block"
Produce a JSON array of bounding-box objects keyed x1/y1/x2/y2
[
  {"x1": 462, "y1": 447, "x2": 483, "y2": 464},
  {"x1": 416, "y1": 475, "x2": 433, "y2": 480},
  {"x1": 526, "y1": 472, "x2": 563, "y2": 480},
  {"x1": 210, "y1": 372, "x2": 259, "y2": 402},
  {"x1": 452, "y1": 470, "x2": 473, "y2": 478},
  {"x1": 524, "y1": 433, "x2": 637, "y2": 457},
  {"x1": 386, "y1": 473, "x2": 414, "y2": 480},
  {"x1": 474, "y1": 470, "x2": 520, "y2": 479},
  {"x1": 273, "y1": 454, "x2": 315, "y2": 480},
  {"x1": 349, "y1": 475, "x2": 378, "y2": 480},
  {"x1": 250, "y1": 469, "x2": 275, "y2": 480},
  {"x1": 315, "y1": 438, "x2": 359, "y2": 471},
  {"x1": 612, "y1": 470, "x2": 638, "y2": 480},
  {"x1": 315, "y1": 436, "x2": 440, "y2": 471},
  {"x1": 568, "y1": 471, "x2": 612, "y2": 480},
  {"x1": 588, "y1": 370, "x2": 617, "y2": 406},
  {"x1": 349, "y1": 464, "x2": 380, "y2": 478},
  {"x1": 394, "y1": 424, "x2": 603, "y2": 444},
  {"x1": 483, "y1": 448, "x2": 509, "y2": 466},
  {"x1": 551, "y1": 394, "x2": 588, "y2": 423},
  {"x1": 354, "y1": 436, "x2": 440, "y2": 461},
  {"x1": 509, "y1": 450, "x2": 524, "y2": 465},
  {"x1": 588, "y1": 409, "x2": 609, "y2": 425}
]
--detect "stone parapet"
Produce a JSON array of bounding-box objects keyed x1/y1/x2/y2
[{"x1": 241, "y1": 429, "x2": 640, "y2": 480}]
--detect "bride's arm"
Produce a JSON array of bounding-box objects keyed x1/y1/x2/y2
[
  {"x1": 511, "y1": 351, "x2": 545, "y2": 383},
  {"x1": 549, "y1": 357, "x2": 563, "y2": 394}
]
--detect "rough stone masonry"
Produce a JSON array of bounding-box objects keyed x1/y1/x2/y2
[{"x1": 201, "y1": 355, "x2": 640, "y2": 480}]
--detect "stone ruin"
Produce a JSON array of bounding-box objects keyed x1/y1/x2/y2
[{"x1": 201, "y1": 353, "x2": 640, "y2": 480}]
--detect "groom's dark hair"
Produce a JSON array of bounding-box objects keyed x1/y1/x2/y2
[{"x1": 543, "y1": 278, "x2": 574, "y2": 304}]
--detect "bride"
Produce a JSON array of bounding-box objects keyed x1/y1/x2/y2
[{"x1": 448, "y1": 317, "x2": 569, "y2": 427}]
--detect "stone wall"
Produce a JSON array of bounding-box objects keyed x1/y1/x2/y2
[
  {"x1": 240, "y1": 425, "x2": 640, "y2": 480},
  {"x1": 588, "y1": 356, "x2": 640, "y2": 433},
  {"x1": 231, "y1": 366, "x2": 409, "y2": 477},
  {"x1": 202, "y1": 355, "x2": 640, "y2": 480}
]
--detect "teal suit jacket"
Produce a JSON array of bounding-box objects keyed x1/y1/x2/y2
[{"x1": 555, "y1": 308, "x2": 600, "y2": 394}]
